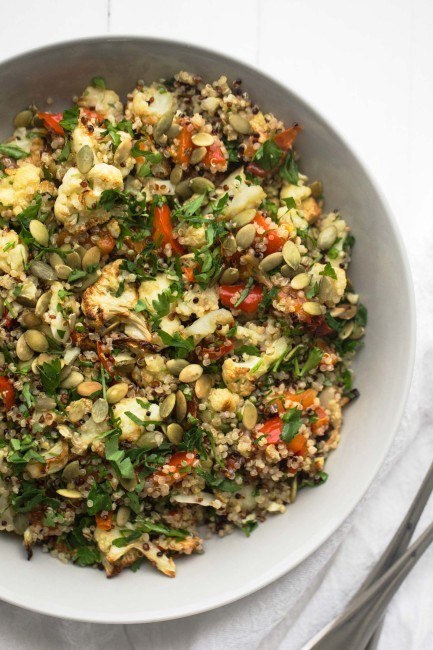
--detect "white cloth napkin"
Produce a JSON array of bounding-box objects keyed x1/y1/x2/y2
[{"x1": 1, "y1": 218, "x2": 431, "y2": 650}]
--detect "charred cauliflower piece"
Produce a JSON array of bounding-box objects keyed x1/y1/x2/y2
[
  {"x1": 126, "y1": 85, "x2": 176, "y2": 124},
  {"x1": 78, "y1": 85, "x2": 124, "y2": 121},
  {"x1": 0, "y1": 229, "x2": 28, "y2": 275},
  {"x1": 0, "y1": 164, "x2": 42, "y2": 216},
  {"x1": 45, "y1": 281, "x2": 80, "y2": 343},
  {"x1": 113, "y1": 397, "x2": 161, "y2": 443}
]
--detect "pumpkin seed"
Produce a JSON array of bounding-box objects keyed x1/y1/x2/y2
[
  {"x1": 79, "y1": 272, "x2": 99, "y2": 290},
  {"x1": 116, "y1": 506, "x2": 131, "y2": 527},
  {"x1": 339, "y1": 321, "x2": 354, "y2": 340},
  {"x1": 166, "y1": 423, "x2": 184, "y2": 445},
  {"x1": 170, "y1": 164, "x2": 183, "y2": 185},
  {"x1": 350, "y1": 325, "x2": 365, "y2": 340},
  {"x1": 190, "y1": 147, "x2": 207, "y2": 165},
  {"x1": 195, "y1": 374, "x2": 212, "y2": 399},
  {"x1": 242, "y1": 400, "x2": 258, "y2": 429},
  {"x1": 303, "y1": 301, "x2": 324, "y2": 316},
  {"x1": 76, "y1": 145, "x2": 94, "y2": 174},
  {"x1": 60, "y1": 364, "x2": 73, "y2": 381},
  {"x1": 167, "y1": 123, "x2": 181, "y2": 139},
  {"x1": 16, "y1": 334, "x2": 33, "y2": 361},
  {"x1": 175, "y1": 179, "x2": 193, "y2": 199},
  {"x1": 55, "y1": 264, "x2": 73, "y2": 280},
  {"x1": 21, "y1": 311, "x2": 42, "y2": 328},
  {"x1": 29, "y1": 260, "x2": 56, "y2": 282},
  {"x1": 0, "y1": 297, "x2": 3, "y2": 316},
  {"x1": 120, "y1": 475, "x2": 138, "y2": 491},
  {"x1": 317, "y1": 225, "x2": 337, "y2": 250},
  {"x1": 49, "y1": 252, "x2": 63, "y2": 269},
  {"x1": 160, "y1": 393, "x2": 176, "y2": 419},
  {"x1": 56, "y1": 488, "x2": 82, "y2": 499},
  {"x1": 281, "y1": 264, "x2": 294, "y2": 278},
  {"x1": 190, "y1": 177, "x2": 215, "y2": 194},
  {"x1": 106, "y1": 382, "x2": 129, "y2": 404},
  {"x1": 92, "y1": 398, "x2": 109, "y2": 423},
  {"x1": 114, "y1": 137, "x2": 132, "y2": 164},
  {"x1": 62, "y1": 460, "x2": 80, "y2": 480},
  {"x1": 191, "y1": 132, "x2": 214, "y2": 147},
  {"x1": 310, "y1": 180, "x2": 323, "y2": 199},
  {"x1": 319, "y1": 277, "x2": 333, "y2": 303},
  {"x1": 166, "y1": 359, "x2": 189, "y2": 376},
  {"x1": 65, "y1": 251, "x2": 82, "y2": 269},
  {"x1": 137, "y1": 431, "x2": 163, "y2": 449},
  {"x1": 175, "y1": 390, "x2": 187, "y2": 422},
  {"x1": 29, "y1": 219, "x2": 49, "y2": 246},
  {"x1": 77, "y1": 380, "x2": 102, "y2": 396},
  {"x1": 330, "y1": 304, "x2": 357, "y2": 320},
  {"x1": 13, "y1": 513, "x2": 30, "y2": 535},
  {"x1": 14, "y1": 109, "x2": 33, "y2": 128},
  {"x1": 222, "y1": 234, "x2": 237, "y2": 256},
  {"x1": 220, "y1": 267, "x2": 239, "y2": 285},
  {"x1": 259, "y1": 251, "x2": 283, "y2": 273},
  {"x1": 290, "y1": 272, "x2": 310, "y2": 290},
  {"x1": 82, "y1": 245, "x2": 101, "y2": 269},
  {"x1": 235, "y1": 223, "x2": 256, "y2": 250},
  {"x1": 61, "y1": 371, "x2": 84, "y2": 389},
  {"x1": 179, "y1": 364, "x2": 203, "y2": 383},
  {"x1": 229, "y1": 113, "x2": 252, "y2": 134},
  {"x1": 282, "y1": 240, "x2": 301, "y2": 270},
  {"x1": 290, "y1": 477, "x2": 298, "y2": 503},
  {"x1": 347, "y1": 292, "x2": 359, "y2": 305},
  {"x1": 35, "y1": 396, "x2": 56, "y2": 411},
  {"x1": 154, "y1": 111, "x2": 174, "y2": 142},
  {"x1": 232, "y1": 208, "x2": 256, "y2": 227},
  {"x1": 24, "y1": 329, "x2": 48, "y2": 353}
]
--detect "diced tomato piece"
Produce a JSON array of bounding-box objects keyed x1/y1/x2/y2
[
  {"x1": 175, "y1": 125, "x2": 194, "y2": 165},
  {"x1": 153, "y1": 204, "x2": 184, "y2": 255},
  {"x1": 311, "y1": 406, "x2": 329, "y2": 434},
  {"x1": 0, "y1": 377, "x2": 15, "y2": 410},
  {"x1": 82, "y1": 108, "x2": 104, "y2": 123},
  {"x1": 260, "y1": 416, "x2": 283, "y2": 444},
  {"x1": 203, "y1": 143, "x2": 226, "y2": 169},
  {"x1": 198, "y1": 339, "x2": 234, "y2": 361},
  {"x1": 253, "y1": 213, "x2": 286, "y2": 254},
  {"x1": 287, "y1": 432, "x2": 307, "y2": 456},
  {"x1": 273, "y1": 125, "x2": 302, "y2": 151},
  {"x1": 96, "y1": 512, "x2": 113, "y2": 531},
  {"x1": 219, "y1": 284, "x2": 263, "y2": 314},
  {"x1": 152, "y1": 452, "x2": 196, "y2": 486},
  {"x1": 288, "y1": 388, "x2": 317, "y2": 409},
  {"x1": 182, "y1": 265, "x2": 196, "y2": 283},
  {"x1": 37, "y1": 112, "x2": 64, "y2": 135},
  {"x1": 96, "y1": 341, "x2": 116, "y2": 378}
]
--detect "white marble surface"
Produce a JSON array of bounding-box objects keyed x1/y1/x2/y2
[{"x1": 0, "y1": 0, "x2": 432, "y2": 648}]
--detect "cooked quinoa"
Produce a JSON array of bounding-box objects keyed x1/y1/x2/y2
[{"x1": 0, "y1": 72, "x2": 366, "y2": 578}]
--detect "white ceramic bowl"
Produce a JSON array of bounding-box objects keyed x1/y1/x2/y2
[{"x1": 0, "y1": 37, "x2": 415, "y2": 623}]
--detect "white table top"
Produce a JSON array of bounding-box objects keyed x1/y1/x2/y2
[{"x1": 1, "y1": 1, "x2": 432, "y2": 648}]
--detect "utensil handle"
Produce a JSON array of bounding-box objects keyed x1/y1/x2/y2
[{"x1": 309, "y1": 520, "x2": 433, "y2": 650}]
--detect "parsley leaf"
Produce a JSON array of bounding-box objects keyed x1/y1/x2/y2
[
  {"x1": 300, "y1": 347, "x2": 323, "y2": 376},
  {"x1": 281, "y1": 407, "x2": 302, "y2": 442},
  {"x1": 241, "y1": 519, "x2": 258, "y2": 537},
  {"x1": 0, "y1": 144, "x2": 30, "y2": 160},
  {"x1": 105, "y1": 435, "x2": 134, "y2": 480},
  {"x1": 157, "y1": 331, "x2": 195, "y2": 358},
  {"x1": 320, "y1": 262, "x2": 337, "y2": 280},
  {"x1": 196, "y1": 468, "x2": 239, "y2": 493},
  {"x1": 253, "y1": 138, "x2": 282, "y2": 170},
  {"x1": 280, "y1": 151, "x2": 299, "y2": 184},
  {"x1": 91, "y1": 76, "x2": 106, "y2": 89},
  {"x1": 37, "y1": 358, "x2": 62, "y2": 395},
  {"x1": 57, "y1": 140, "x2": 71, "y2": 162},
  {"x1": 234, "y1": 277, "x2": 254, "y2": 307},
  {"x1": 86, "y1": 481, "x2": 112, "y2": 515},
  {"x1": 59, "y1": 106, "x2": 79, "y2": 132}
]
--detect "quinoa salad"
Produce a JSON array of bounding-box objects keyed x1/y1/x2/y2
[{"x1": 0, "y1": 71, "x2": 366, "y2": 578}]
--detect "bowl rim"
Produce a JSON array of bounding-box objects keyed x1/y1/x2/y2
[{"x1": 0, "y1": 34, "x2": 416, "y2": 624}]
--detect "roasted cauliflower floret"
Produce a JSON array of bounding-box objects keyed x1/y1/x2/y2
[
  {"x1": 126, "y1": 85, "x2": 176, "y2": 124},
  {"x1": 44, "y1": 281, "x2": 80, "y2": 343},
  {"x1": 54, "y1": 163, "x2": 123, "y2": 232},
  {"x1": 183, "y1": 308, "x2": 234, "y2": 343},
  {"x1": 222, "y1": 167, "x2": 266, "y2": 219},
  {"x1": 208, "y1": 388, "x2": 241, "y2": 413},
  {"x1": 0, "y1": 164, "x2": 42, "y2": 216},
  {"x1": 113, "y1": 397, "x2": 161, "y2": 443},
  {"x1": 0, "y1": 229, "x2": 28, "y2": 275},
  {"x1": 175, "y1": 286, "x2": 218, "y2": 318},
  {"x1": 177, "y1": 224, "x2": 207, "y2": 248},
  {"x1": 310, "y1": 262, "x2": 347, "y2": 306},
  {"x1": 113, "y1": 131, "x2": 135, "y2": 177},
  {"x1": 78, "y1": 85, "x2": 123, "y2": 121},
  {"x1": 138, "y1": 274, "x2": 175, "y2": 313}
]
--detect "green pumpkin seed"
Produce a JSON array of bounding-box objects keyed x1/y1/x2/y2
[
  {"x1": 16, "y1": 334, "x2": 33, "y2": 361},
  {"x1": 21, "y1": 311, "x2": 42, "y2": 328},
  {"x1": 190, "y1": 147, "x2": 207, "y2": 165},
  {"x1": 190, "y1": 177, "x2": 215, "y2": 194},
  {"x1": 114, "y1": 137, "x2": 132, "y2": 164},
  {"x1": 195, "y1": 374, "x2": 212, "y2": 400},
  {"x1": 154, "y1": 111, "x2": 174, "y2": 142},
  {"x1": 281, "y1": 264, "x2": 294, "y2": 278},
  {"x1": 229, "y1": 113, "x2": 252, "y2": 134},
  {"x1": 179, "y1": 364, "x2": 203, "y2": 383},
  {"x1": 55, "y1": 264, "x2": 73, "y2": 280},
  {"x1": 56, "y1": 489, "x2": 82, "y2": 499},
  {"x1": 175, "y1": 390, "x2": 187, "y2": 422},
  {"x1": 35, "y1": 396, "x2": 56, "y2": 412},
  {"x1": 49, "y1": 252, "x2": 63, "y2": 269},
  {"x1": 166, "y1": 359, "x2": 189, "y2": 376},
  {"x1": 13, "y1": 513, "x2": 30, "y2": 535},
  {"x1": 175, "y1": 179, "x2": 193, "y2": 199},
  {"x1": 137, "y1": 431, "x2": 163, "y2": 449},
  {"x1": 24, "y1": 329, "x2": 48, "y2": 353},
  {"x1": 82, "y1": 246, "x2": 101, "y2": 269},
  {"x1": 310, "y1": 180, "x2": 323, "y2": 199},
  {"x1": 160, "y1": 393, "x2": 176, "y2": 419},
  {"x1": 350, "y1": 325, "x2": 365, "y2": 340},
  {"x1": 347, "y1": 292, "x2": 359, "y2": 305},
  {"x1": 282, "y1": 240, "x2": 301, "y2": 270},
  {"x1": 259, "y1": 251, "x2": 283, "y2": 273},
  {"x1": 30, "y1": 260, "x2": 56, "y2": 282},
  {"x1": 317, "y1": 225, "x2": 337, "y2": 251},
  {"x1": 242, "y1": 400, "x2": 258, "y2": 429},
  {"x1": 65, "y1": 251, "x2": 82, "y2": 269},
  {"x1": 303, "y1": 301, "x2": 324, "y2": 316},
  {"x1": 222, "y1": 234, "x2": 237, "y2": 256},
  {"x1": 92, "y1": 398, "x2": 109, "y2": 423},
  {"x1": 29, "y1": 219, "x2": 49, "y2": 246},
  {"x1": 235, "y1": 223, "x2": 256, "y2": 250},
  {"x1": 79, "y1": 272, "x2": 99, "y2": 290},
  {"x1": 116, "y1": 506, "x2": 131, "y2": 527},
  {"x1": 290, "y1": 272, "x2": 310, "y2": 290},
  {"x1": 319, "y1": 277, "x2": 333, "y2": 303},
  {"x1": 76, "y1": 145, "x2": 94, "y2": 174},
  {"x1": 339, "y1": 321, "x2": 354, "y2": 340},
  {"x1": 166, "y1": 423, "x2": 184, "y2": 445},
  {"x1": 170, "y1": 165, "x2": 183, "y2": 185},
  {"x1": 14, "y1": 109, "x2": 33, "y2": 128},
  {"x1": 232, "y1": 208, "x2": 256, "y2": 227},
  {"x1": 61, "y1": 371, "x2": 85, "y2": 389},
  {"x1": 191, "y1": 132, "x2": 214, "y2": 147},
  {"x1": 166, "y1": 123, "x2": 181, "y2": 139},
  {"x1": 331, "y1": 304, "x2": 357, "y2": 320},
  {"x1": 106, "y1": 382, "x2": 129, "y2": 404},
  {"x1": 290, "y1": 477, "x2": 298, "y2": 503},
  {"x1": 220, "y1": 267, "x2": 239, "y2": 285},
  {"x1": 62, "y1": 460, "x2": 80, "y2": 480}
]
